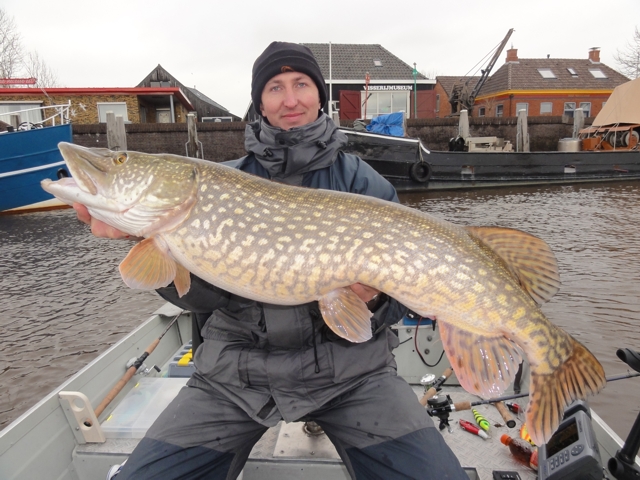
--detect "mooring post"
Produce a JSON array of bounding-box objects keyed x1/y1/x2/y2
[
  {"x1": 458, "y1": 110, "x2": 470, "y2": 140},
  {"x1": 106, "y1": 112, "x2": 127, "y2": 151},
  {"x1": 572, "y1": 108, "x2": 585, "y2": 139},
  {"x1": 516, "y1": 109, "x2": 530, "y2": 152},
  {"x1": 185, "y1": 113, "x2": 203, "y2": 158},
  {"x1": 186, "y1": 114, "x2": 198, "y2": 158}
]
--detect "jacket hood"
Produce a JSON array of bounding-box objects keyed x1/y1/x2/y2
[{"x1": 244, "y1": 113, "x2": 348, "y2": 183}]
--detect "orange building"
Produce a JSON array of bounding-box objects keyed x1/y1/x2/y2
[{"x1": 473, "y1": 48, "x2": 629, "y2": 118}]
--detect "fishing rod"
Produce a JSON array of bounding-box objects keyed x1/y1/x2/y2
[
  {"x1": 94, "y1": 310, "x2": 184, "y2": 418},
  {"x1": 426, "y1": 370, "x2": 640, "y2": 418}
]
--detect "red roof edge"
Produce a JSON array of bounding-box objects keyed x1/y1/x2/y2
[{"x1": 0, "y1": 87, "x2": 195, "y2": 111}]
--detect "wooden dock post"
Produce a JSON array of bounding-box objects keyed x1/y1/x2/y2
[
  {"x1": 572, "y1": 108, "x2": 585, "y2": 139},
  {"x1": 185, "y1": 113, "x2": 203, "y2": 159},
  {"x1": 106, "y1": 112, "x2": 127, "y2": 151},
  {"x1": 516, "y1": 109, "x2": 530, "y2": 152}
]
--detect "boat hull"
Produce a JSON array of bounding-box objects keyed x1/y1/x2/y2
[
  {"x1": 342, "y1": 129, "x2": 640, "y2": 192},
  {"x1": 0, "y1": 124, "x2": 73, "y2": 212}
]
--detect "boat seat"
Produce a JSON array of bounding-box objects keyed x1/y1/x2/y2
[{"x1": 616, "y1": 348, "x2": 640, "y2": 374}]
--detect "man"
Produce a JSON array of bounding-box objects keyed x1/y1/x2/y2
[{"x1": 83, "y1": 42, "x2": 466, "y2": 479}]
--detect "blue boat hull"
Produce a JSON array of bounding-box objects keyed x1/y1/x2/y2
[{"x1": 0, "y1": 124, "x2": 73, "y2": 212}]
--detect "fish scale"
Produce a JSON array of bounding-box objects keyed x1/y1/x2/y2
[{"x1": 41, "y1": 142, "x2": 606, "y2": 446}]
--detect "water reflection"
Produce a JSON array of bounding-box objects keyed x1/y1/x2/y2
[{"x1": 0, "y1": 209, "x2": 164, "y2": 429}]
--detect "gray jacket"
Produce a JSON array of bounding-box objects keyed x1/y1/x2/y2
[{"x1": 157, "y1": 114, "x2": 408, "y2": 427}]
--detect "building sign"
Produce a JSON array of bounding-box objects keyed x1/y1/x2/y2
[
  {"x1": 0, "y1": 77, "x2": 37, "y2": 85},
  {"x1": 367, "y1": 85, "x2": 413, "y2": 91}
]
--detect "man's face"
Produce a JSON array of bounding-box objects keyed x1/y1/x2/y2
[{"x1": 260, "y1": 71, "x2": 321, "y2": 130}]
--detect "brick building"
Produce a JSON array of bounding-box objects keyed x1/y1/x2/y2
[
  {"x1": 473, "y1": 48, "x2": 629, "y2": 118},
  {"x1": 0, "y1": 87, "x2": 195, "y2": 125}
]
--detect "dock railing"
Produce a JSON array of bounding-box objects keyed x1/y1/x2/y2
[{"x1": 0, "y1": 101, "x2": 71, "y2": 130}]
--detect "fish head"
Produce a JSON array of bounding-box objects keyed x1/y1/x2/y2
[{"x1": 41, "y1": 142, "x2": 198, "y2": 236}]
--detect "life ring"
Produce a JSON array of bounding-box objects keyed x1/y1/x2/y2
[{"x1": 409, "y1": 161, "x2": 431, "y2": 183}]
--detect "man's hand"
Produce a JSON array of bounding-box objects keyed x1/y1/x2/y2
[
  {"x1": 73, "y1": 203, "x2": 134, "y2": 240},
  {"x1": 349, "y1": 283, "x2": 380, "y2": 303}
]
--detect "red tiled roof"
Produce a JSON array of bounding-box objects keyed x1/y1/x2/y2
[{"x1": 478, "y1": 58, "x2": 629, "y2": 98}]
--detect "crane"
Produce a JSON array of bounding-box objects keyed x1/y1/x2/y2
[{"x1": 449, "y1": 28, "x2": 514, "y2": 115}]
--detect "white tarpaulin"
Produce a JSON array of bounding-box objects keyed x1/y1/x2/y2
[{"x1": 592, "y1": 77, "x2": 640, "y2": 127}]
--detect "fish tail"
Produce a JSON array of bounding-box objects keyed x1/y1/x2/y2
[{"x1": 526, "y1": 338, "x2": 606, "y2": 445}]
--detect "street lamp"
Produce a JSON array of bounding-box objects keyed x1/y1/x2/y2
[{"x1": 412, "y1": 63, "x2": 418, "y2": 119}]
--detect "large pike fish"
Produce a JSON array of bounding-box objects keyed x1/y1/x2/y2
[{"x1": 42, "y1": 142, "x2": 606, "y2": 445}]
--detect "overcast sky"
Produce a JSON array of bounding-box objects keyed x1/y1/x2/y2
[{"x1": 2, "y1": 0, "x2": 638, "y2": 117}]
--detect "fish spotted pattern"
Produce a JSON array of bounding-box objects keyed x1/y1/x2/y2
[{"x1": 41, "y1": 142, "x2": 606, "y2": 445}]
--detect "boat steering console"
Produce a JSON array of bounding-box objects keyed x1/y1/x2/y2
[{"x1": 608, "y1": 348, "x2": 640, "y2": 480}]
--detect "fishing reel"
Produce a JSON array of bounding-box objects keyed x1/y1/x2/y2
[
  {"x1": 427, "y1": 394, "x2": 454, "y2": 432},
  {"x1": 126, "y1": 357, "x2": 161, "y2": 376}
]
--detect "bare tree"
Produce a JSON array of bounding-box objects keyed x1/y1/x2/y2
[
  {"x1": 0, "y1": 8, "x2": 59, "y2": 87},
  {"x1": 0, "y1": 7, "x2": 23, "y2": 83},
  {"x1": 24, "y1": 51, "x2": 59, "y2": 87},
  {"x1": 614, "y1": 26, "x2": 640, "y2": 79},
  {"x1": 478, "y1": 97, "x2": 499, "y2": 117}
]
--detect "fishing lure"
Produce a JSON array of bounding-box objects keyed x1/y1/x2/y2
[
  {"x1": 472, "y1": 408, "x2": 490, "y2": 431},
  {"x1": 459, "y1": 419, "x2": 489, "y2": 440},
  {"x1": 520, "y1": 423, "x2": 536, "y2": 446}
]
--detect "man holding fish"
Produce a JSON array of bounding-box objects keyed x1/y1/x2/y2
[{"x1": 76, "y1": 42, "x2": 469, "y2": 479}]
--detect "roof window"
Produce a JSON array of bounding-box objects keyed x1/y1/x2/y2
[
  {"x1": 538, "y1": 68, "x2": 556, "y2": 79},
  {"x1": 589, "y1": 69, "x2": 607, "y2": 78},
  {"x1": 567, "y1": 68, "x2": 578, "y2": 76},
  {"x1": 373, "y1": 59, "x2": 382, "y2": 67}
]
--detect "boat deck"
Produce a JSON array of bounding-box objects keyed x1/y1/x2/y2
[
  {"x1": 75, "y1": 382, "x2": 536, "y2": 480},
  {"x1": 5, "y1": 307, "x2": 631, "y2": 480}
]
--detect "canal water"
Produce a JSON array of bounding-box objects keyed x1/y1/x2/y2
[{"x1": 0, "y1": 181, "x2": 639, "y2": 443}]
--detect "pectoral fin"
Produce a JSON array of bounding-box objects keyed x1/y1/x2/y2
[
  {"x1": 438, "y1": 320, "x2": 523, "y2": 398},
  {"x1": 173, "y1": 264, "x2": 191, "y2": 297},
  {"x1": 119, "y1": 237, "x2": 191, "y2": 295},
  {"x1": 318, "y1": 287, "x2": 373, "y2": 343},
  {"x1": 465, "y1": 226, "x2": 561, "y2": 304}
]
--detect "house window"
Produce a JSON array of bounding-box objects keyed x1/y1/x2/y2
[
  {"x1": 156, "y1": 108, "x2": 171, "y2": 123},
  {"x1": 567, "y1": 68, "x2": 578, "y2": 76},
  {"x1": 564, "y1": 102, "x2": 576, "y2": 117},
  {"x1": 579, "y1": 102, "x2": 592, "y2": 117},
  {"x1": 435, "y1": 94, "x2": 440, "y2": 113},
  {"x1": 478, "y1": 107, "x2": 486, "y2": 117},
  {"x1": 0, "y1": 101, "x2": 44, "y2": 124},
  {"x1": 496, "y1": 104, "x2": 504, "y2": 117},
  {"x1": 538, "y1": 68, "x2": 556, "y2": 79},
  {"x1": 361, "y1": 91, "x2": 409, "y2": 119},
  {"x1": 373, "y1": 59, "x2": 382, "y2": 67},
  {"x1": 97, "y1": 102, "x2": 129, "y2": 123},
  {"x1": 540, "y1": 102, "x2": 553, "y2": 114},
  {"x1": 515, "y1": 103, "x2": 528, "y2": 115},
  {"x1": 589, "y1": 69, "x2": 607, "y2": 79}
]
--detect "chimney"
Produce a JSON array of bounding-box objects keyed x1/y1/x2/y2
[
  {"x1": 589, "y1": 47, "x2": 600, "y2": 63},
  {"x1": 506, "y1": 48, "x2": 519, "y2": 62}
]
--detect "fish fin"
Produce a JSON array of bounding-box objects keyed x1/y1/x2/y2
[
  {"x1": 465, "y1": 226, "x2": 561, "y2": 304},
  {"x1": 318, "y1": 287, "x2": 373, "y2": 343},
  {"x1": 526, "y1": 337, "x2": 606, "y2": 445},
  {"x1": 173, "y1": 264, "x2": 192, "y2": 298},
  {"x1": 439, "y1": 320, "x2": 523, "y2": 398},
  {"x1": 119, "y1": 237, "x2": 177, "y2": 290}
]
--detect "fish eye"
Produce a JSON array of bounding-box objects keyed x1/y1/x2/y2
[{"x1": 114, "y1": 153, "x2": 128, "y2": 165}]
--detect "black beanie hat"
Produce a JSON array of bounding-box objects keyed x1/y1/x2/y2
[{"x1": 251, "y1": 42, "x2": 327, "y2": 115}]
